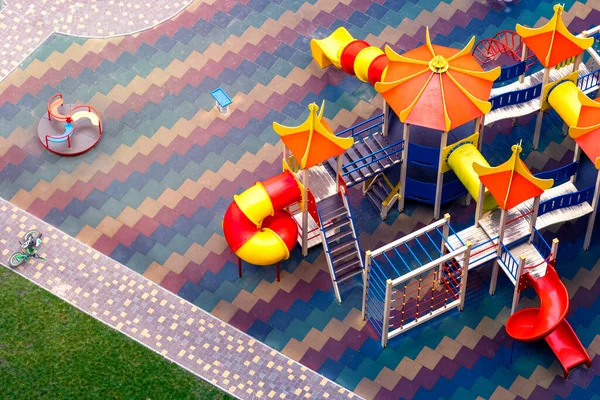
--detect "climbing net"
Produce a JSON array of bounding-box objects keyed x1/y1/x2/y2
[{"x1": 362, "y1": 216, "x2": 472, "y2": 347}]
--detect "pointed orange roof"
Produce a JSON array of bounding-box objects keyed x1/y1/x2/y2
[
  {"x1": 569, "y1": 92, "x2": 600, "y2": 169},
  {"x1": 516, "y1": 5, "x2": 593, "y2": 69},
  {"x1": 272, "y1": 102, "x2": 354, "y2": 169},
  {"x1": 374, "y1": 27, "x2": 500, "y2": 132},
  {"x1": 473, "y1": 144, "x2": 554, "y2": 210}
]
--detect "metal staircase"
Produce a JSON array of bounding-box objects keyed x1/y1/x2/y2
[
  {"x1": 363, "y1": 172, "x2": 401, "y2": 220},
  {"x1": 333, "y1": 132, "x2": 403, "y2": 187},
  {"x1": 323, "y1": 114, "x2": 405, "y2": 219},
  {"x1": 317, "y1": 191, "x2": 365, "y2": 303}
]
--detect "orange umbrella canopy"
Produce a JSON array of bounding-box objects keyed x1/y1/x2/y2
[
  {"x1": 272, "y1": 102, "x2": 354, "y2": 169},
  {"x1": 516, "y1": 4, "x2": 593, "y2": 69},
  {"x1": 569, "y1": 92, "x2": 600, "y2": 169},
  {"x1": 374, "y1": 28, "x2": 500, "y2": 132},
  {"x1": 473, "y1": 144, "x2": 554, "y2": 210}
]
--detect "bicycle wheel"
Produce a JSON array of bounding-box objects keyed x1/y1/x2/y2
[
  {"x1": 24, "y1": 230, "x2": 39, "y2": 242},
  {"x1": 9, "y1": 252, "x2": 26, "y2": 267}
]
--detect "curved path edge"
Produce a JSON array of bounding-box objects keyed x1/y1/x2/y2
[{"x1": 0, "y1": 196, "x2": 360, "y2": 400}]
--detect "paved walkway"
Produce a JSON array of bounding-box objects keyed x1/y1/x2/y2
[
  {"x1": 0, "y1": 197, "x2": 359, "y2": 400},
  {"x1": 0, "y1": 0, "x2": 192, "y2": 81}
]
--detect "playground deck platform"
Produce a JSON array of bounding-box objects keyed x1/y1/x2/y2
[
  {"x1": 447, "y1": 180, "x2": 593, "y2": 272},
  {"x1": 292, "y1": 164, "x2": 338, "y2": 248},
  {"x1": 485, "y1": 63, "x2": 597, "y2": 125}
]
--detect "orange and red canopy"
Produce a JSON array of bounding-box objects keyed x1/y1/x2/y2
[
  {"x1": 569, "y1": 92, "x2": 600, "y2": 169},
  {"x1": 374, "y1": 28, "x2": 500, "y2": 132},
  {"x1": 273, "y1": 102, "x2": 354, "y2": 169},
  {"x1": 516, "y1": 4, "x2": 593, "y2": 69},
  {"x1": 473, "y1": 144, "x2": 554, "y2": 210}
]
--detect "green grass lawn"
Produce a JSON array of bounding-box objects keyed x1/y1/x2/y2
[{"x1": 0, "y1": 268, "x2": 232, "y2": 400}]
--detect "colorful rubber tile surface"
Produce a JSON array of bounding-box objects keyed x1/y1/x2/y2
[{"x1": 1, "y1": 0, "x2": 600, "y2": 399}]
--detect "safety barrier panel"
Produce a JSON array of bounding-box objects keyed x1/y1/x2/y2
[
  {"x1": 499, "y1": 243, "x2": 520, "y2": 282},
  {"x1": 531, "y1": 228, "x2": 552, "y2": 260},
  {"x1": 407, "y1": 142, "x2": 439, "y2": 169},
  {"x1": 538, "y1": 186, "x2": 595, "y2": 216},
  {"x1": 497, "y1": 61, "x2": 527, "y2": 83},
  {"x1": 363, "y1": 217, "x2": 471, "y2": 346},
  {"x1": 489, "y1": 83, "x2": 543, "y2": 111},
  {"x1": 404, "y1": 177, "x2": 467, "y2": 205},
  {"x1": 577, "y1": 68, "x2": 600, "y2": 93},
  {"x1": 534, "y1": 162, "x2": 578, "y2": 186}
]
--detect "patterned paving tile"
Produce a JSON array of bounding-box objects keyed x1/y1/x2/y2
[
  {"x1": 0, "y1": 198, "x2": 357, "y2": 400},
  {"x1": 1, "y1": 0, "x2": 600, "y2": 399}
]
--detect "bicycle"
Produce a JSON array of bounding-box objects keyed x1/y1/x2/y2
[{"x1": 8, "y1": 230, "x2": 45, "y2": 267}]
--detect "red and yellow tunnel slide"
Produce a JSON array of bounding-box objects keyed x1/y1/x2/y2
[
  {"x1": 223, "y1": 171, "x2": 303, "y2": 266},
  {"x1": 310, "y1": 27, "x2": 389, "y2": 85}
]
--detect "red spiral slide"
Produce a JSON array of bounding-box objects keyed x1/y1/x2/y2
[{"x1": 506, "y1": 263, "x2": 591, "y2": 378}]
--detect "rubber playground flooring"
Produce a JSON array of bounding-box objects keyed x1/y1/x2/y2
[{"x1": 1, "y1": 0, "x2": 600, "y2": 398}]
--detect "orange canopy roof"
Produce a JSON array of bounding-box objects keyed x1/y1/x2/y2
[
  {"x1": 515, "y1": 5, "x2": 593, "y2": 69},
  {"x1": 569, "y1": 92, "x2": 600, "y2": 169},
  {"x1": 272, "y1": 102, "x2": 354, "y2": 169},
  {"x1": 473, "y1": 144, "x2": 554, "y2": 210},
  {"x1": 374, "y1": 28, "x2": 500, "y2": 132}
]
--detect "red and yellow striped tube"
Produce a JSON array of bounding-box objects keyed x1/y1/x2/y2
[
  {"x1": 222, "y1": 171, "x2": 303, "y2": 266},
  {"x1": 310, "y1": 27, "x2": 389, "y2": 85}
]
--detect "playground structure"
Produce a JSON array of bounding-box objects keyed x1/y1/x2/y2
[
  {"x1": 311, "y1": 5, "x2": 600, "y2": 221},
  {"x1": 223, "y1": 102, "x2": 366, "y2": 300},
  {"x1": 222, "y1": 170, "x2": 303, "y2": 281},
  {"x1": 506, "y1": 260, "x2": 592, "y2": 379},
  {"x1": 223, "y1": 5, "x2": 600, "y2": 379},
  {"x1": 362, "y1": 215, "x2": 473, "y2": 346},
  {"x1": 307, "y1": 6, "x2": 599, "y2": 376},
  {"x1": 37, "y1": 93, "x2": 102, "y2": 156},
  {"x1": 363, "y1": 143, "x2": 594, "y2": 377},
  {"x1": 310, "y1": 26, "x2": 388, "y2": 86}
]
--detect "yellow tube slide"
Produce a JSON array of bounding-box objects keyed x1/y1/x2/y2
[
  {"x1": 448, "y1": 144, "x2": 498, "y2": 211},
  {"x1": 234, "y1": 228, "x2": 290, "y2": 266},
  {"x1": 548, "y1": 81, "x2": 581, "y2": 128},
  {"x1": 310, "y1": 27, "x2": 354, "y2": 68}
]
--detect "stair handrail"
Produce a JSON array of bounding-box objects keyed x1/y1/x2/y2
[
  {"x1": 316, "y1": 206, "x2": 338, "y2": 282},
  {"x1": 336, "y1": 114, "x2": 384, "y2": 139},
  {"x1": 340, "y1": 186, "x2": 365, "y2": 268},
  {"x1": 342, "y1": 140, "x2": 404, "y2": 177}
]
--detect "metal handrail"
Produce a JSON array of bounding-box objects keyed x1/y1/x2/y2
[
  {"x1": 47, "y1": 93, "x2": 65, "y2": 121},
  {"x1": 342, "y1": 190, "x2": 364, "y2": 268},
  {"x1": 577, "y1": 68, "x2": 600, "y2": 92},
  {"x1": 45, "y1": 120, "x2": 76, "y2": 148},
  {"x1": 538, "y1": 185, "x2": 595, "y2": 216},
  {"x1": 316, "y1": 207, "x2": 337, "y2": 281},
  {"x1": 336, "y1": 114, "x2": 383, "y2": 138},
  {"x1": 499, "y1": 243, "x2": 519, "y2": 280},
  {"x1": 531, "y1": 228, "x2": 552, "y2": 260},
  {"x1": 343, "y1": 143, "x2": 404, "y2": 176},
  {"x1": 69, "y1": 104, "x2": 103, "y2": 135}
]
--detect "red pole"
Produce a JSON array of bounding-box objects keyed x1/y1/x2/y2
[
  {"x1": 238, "y1": 257, "x2": 242, "y2": 278},
  {"x1": 276, "y1": 262, "x2": 280, "y2": 282}
]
